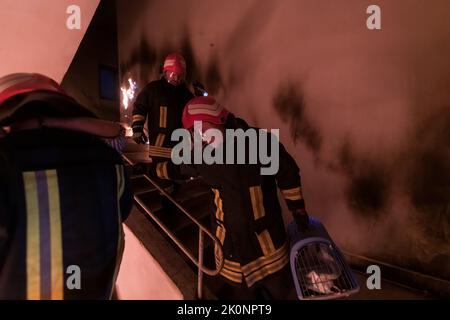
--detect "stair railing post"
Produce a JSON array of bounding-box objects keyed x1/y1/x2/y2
[{"x1": 197, "y1": 229, "x2": 204, "y2": 299}]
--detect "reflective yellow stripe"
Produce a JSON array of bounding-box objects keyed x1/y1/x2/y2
[
  {"x1": 245, "y1": 253, "x2": 289, "y2": 287},
  {"x1": 224, "y1": 259, "x2": 242, "y2": 273},
  {"x1": 159, "y1": 106, "x2": 167, "y2": 128},
  {"x1": 256, "y1": 230, "x2": 276, "y2": 256},
  {"x1": 155, "y1": 134, "x2": 166, "y2": 147},
  {"x1": 156, "y1": 162, "x2": 169, "y2": 179},
  {"x1": 219, "y1": 258, "x2": 243, "y2": 283},
  {"x1": 242, "y1": 241, "x2": 289, "y2": 276},
  {"x1": 46, "y1": 170, "x2": 63, "y2": 300},
  {"x1": 212, "y1": 189, "x2": 228, "y2": 272},
  {"x1": 212, "y1": 189, "x2": 224, "y2": 221},
  {"x1": 149, "y1": 152, "x2": 172, "y2": 158},
  {"x1": 132, "y1": 114, "x2": 146, "y2": 122},
  {"x1": 24, "y1": 172, "x2": 40, "y2": 300},
  {"x1": 220, "y1": 267, "x2": 243, "y2": 283},
  {"x1": 249, "y1": 186, "x2": 265, "y2": 220},
  {"x1": 216, "y1": 226, "x2": 225, "y2": 244},
  {"x1": 281, "y1": 187, "x2": 303, "y2": 201},
  {"x1": 214, "y1": 225, "x2": 226, "y2": 270},
  {"x1": 148, "y1": 145, "x2": 172, "y2": 158}
]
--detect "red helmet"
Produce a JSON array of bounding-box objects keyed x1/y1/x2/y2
[
  {"x1": 163, "y1": 53, "x2": 186, "y2": 76},
  {"x1": 0, "y1": 73, "x2": 66, "y2": 106},
  {"x1": 182, "y1": 96, "x2": 229, "y2": 130},
  {"x1": 0, "y1": 73, "x2": 96, "y2": 125}
]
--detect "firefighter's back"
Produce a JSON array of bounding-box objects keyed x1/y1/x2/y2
[{"x1": 0, "y1": 128, "x2": 132, "y2": 300}]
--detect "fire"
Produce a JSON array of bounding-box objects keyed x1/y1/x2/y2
[{"x1": 120, "y1": 78, "x2": 137, "y2": 110}]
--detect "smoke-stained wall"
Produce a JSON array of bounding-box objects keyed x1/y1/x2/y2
[{"x1": 116, "y1": 0, "x2": 450, "y2": 279}]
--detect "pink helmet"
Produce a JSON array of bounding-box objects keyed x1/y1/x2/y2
[
  {"x1": 163, "y1": 53, "x2": 186, "y2": 76},
  {"x1": 182, "y1": 96, "x2": 229, "y2": 130}
]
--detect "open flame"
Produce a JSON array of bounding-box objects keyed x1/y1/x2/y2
[{"x1": 120, "y1": 78, "x2": 137, "y2": 110}]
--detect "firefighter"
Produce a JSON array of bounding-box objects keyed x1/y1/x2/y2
[
  {"x1": 131, "y1": 53, "x2": 194, "y2": 194},
  {"x1": 152, "y1": 96, "x2": 309, "y2": 299},
  {"x1": 0, "y1": 73, "x2": 132, "y2": 300}
]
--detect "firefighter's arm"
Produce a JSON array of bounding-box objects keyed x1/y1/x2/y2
[
  {"x1": 131, "y1": 89, "x2": 149, "y2": 144},
  {"x1": 274, "y1": 139, "x2": 309, "y2": 230}
]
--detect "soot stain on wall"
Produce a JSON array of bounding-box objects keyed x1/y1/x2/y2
[
  {"x1": 204, "y1": 55, "x2": 223, "y2": 96},
  {"x1": 272, "y1": 82, "x2": 322, "y2": 156},
  {"x1": 337, "y1": 138, "x2": 392, "y2": 219},
  {"x1": 179, "y1": 31, "x2": 201, "y2": 85},
  {"x1": 401, "y1": 105, "x2": 450, "y2": 244},
  {"x1": 121, "y1": 28, "x2": 226, "y2": 97}
]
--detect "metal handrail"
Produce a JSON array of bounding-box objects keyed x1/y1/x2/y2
[{"x1": 122, "y1": 154, "x2": 225, "y2": 299}]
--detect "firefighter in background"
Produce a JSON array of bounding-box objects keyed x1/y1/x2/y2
[
  {"x1": 0, "y1": 73, "x2": 132, "y2": 300},
  {"x1": 151, "y1": 96, "x2": 309, "y2": 299},
  {"x1": 131, "y1": 53, "x2": 193, "y2": 194}
]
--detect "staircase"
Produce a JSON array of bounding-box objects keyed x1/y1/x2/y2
[{"x1": 121, "y1": 139, "x2": 222, "y2": 299}]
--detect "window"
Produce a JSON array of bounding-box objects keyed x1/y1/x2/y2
[{"x1": 99, "y1": 65, "x2": 118, "y2": 101}]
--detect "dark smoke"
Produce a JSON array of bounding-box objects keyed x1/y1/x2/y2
[
  {"x1": 179, "y1": 32, "x2": 201, "y2": 85},
  {"x1": 337, "y1": 139, "x2": 392, "y2": 218},
  {"x1": 328, "y1": 105, "x2": 450, "y2": 278},
  {"x1": 400, "y1": 105, "x2": 450, "y2": 274},
  {"x1": 272, "y1": 83, "x2": 322, "y2": 154},
  {"x1": 121, "y1": 29, "x2": 219, "y2": 92},
  {"x1": 204, "y1": 55, "x2": 223, "y2": 96},
  {"x1": 120, "y1": 34, "x2": 159, "y2": 84}
]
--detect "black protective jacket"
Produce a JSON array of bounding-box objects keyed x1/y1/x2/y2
[
  {"x1": 152, "y1": 115, "x2": 306, "y2": 287},
  {"x1": 0, "y1": 92, "x2": 132, "y2": 300},
  {"x1": 132, "y1": 78, "x2": 193, "y2": 159}
]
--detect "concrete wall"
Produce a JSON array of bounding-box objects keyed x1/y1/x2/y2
[
  {"x1": 116, "y1": 224, "x2": 183, "y2": 300},
  {"x1": 0, "y1": 0, "x2": 99, "y2": 82},
  {"x1": 116, "y1": 0, "x2": 450, "y2": 279}
]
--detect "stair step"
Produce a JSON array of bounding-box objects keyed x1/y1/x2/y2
[
  {"x1": 154, "y1": 192, "x2": 212, "y2": 233},
  {"x1": 134, "y1": 190, "x2": 163, "y2": 213},
  {"x1": 173, "y1": 214, "x2": 216, "y2": 267},
  {"x1": 130, "y1": 176, "x2": 157, "y2": 194},
  {"x1": 173, "y1": 178, "x2": 211, "y2": 203}
]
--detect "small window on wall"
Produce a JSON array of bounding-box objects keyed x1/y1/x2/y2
[{"x1": 99, "y1": 65, "x2": 118, "y2": 101}]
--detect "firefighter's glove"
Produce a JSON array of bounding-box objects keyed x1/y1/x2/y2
[{"x1": 132, "y1": 131, "x2": 148, "y2": 145}]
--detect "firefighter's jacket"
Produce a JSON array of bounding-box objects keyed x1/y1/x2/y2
[
  {"x1": 151, "y1": 115, "x2": 306, "y2": 287},
  {"x1": 0, "y1": 128, "x2": 132, "y2": 299},
  {"x1": 131, "y1": 78, "x2": 193, "y2": 159}
]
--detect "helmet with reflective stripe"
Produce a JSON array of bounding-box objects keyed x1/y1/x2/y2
[
  {"x1": 0, "y1": 73, "x2": 96, "y2": 125},
  {"x1": 163, "y1": 53, "x2": 186, "y2": 76},
  {"x1": 182, "y1": 96, "x2": 229, "y2": 130},
  {"x1": 0, "y1": 73, "x2": 66, "y2": 106}
]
